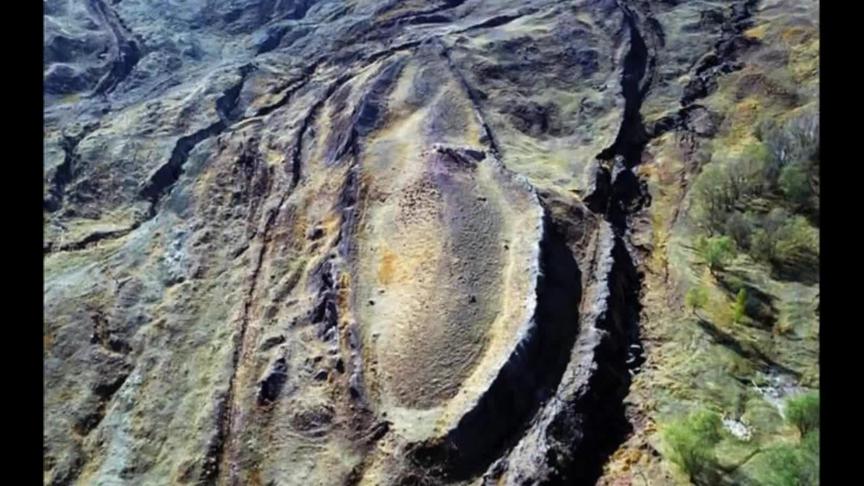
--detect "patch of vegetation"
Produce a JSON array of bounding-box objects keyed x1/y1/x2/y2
[
  {"x1": 785, "y1": 392, "x2": 819, "y2": 437},
  {"x1": 778, "y1": 162, "x2": 811, "y2": 208},
  {"x1": 662, "y1": 394, "x2": 821, "y2": 485},
  {"x1": 691, "y1": 144, "x2": 770, "y2": 235},
  {"x1": 690, "y1": 107, "x2": 819, "y2": 284},
  {"x1": 743, "y1": 392, "x2": 820, "y2": 485},
  {"x1": 748, "y1": 443, "x2": 817, "y2": 486},
  {"x1": 696, "y1": 235, "x2": 736, "y2": 274},
  {"x1": 662, "y1": 409, "x2": 725, "y2": 484},
  {"x1": 751, "y1": 211, "x2": 819, "y2": 283},
  {"x1": 686, "y1": 286, "x2": 709, "y2": 317}
]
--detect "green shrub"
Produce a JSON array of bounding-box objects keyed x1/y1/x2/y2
[
  {"x1": 696, "y1": 235, "x2": 736, "y2": 274},
  {"x1": 751, "y1": 229, "x2": 776, "y2": 263},
  {"x1": 692, "y1": 164, "x2": 735, "y2": 233},
  {"x1": 662, "y1": 409, "x2": 724, "y2": 484},
  {"x1": 785, "y1": 392, "x2": 820, "y2": 437},
  {"x1": 764, "y1": 109, "x2": 819, "y2": 172},
  {"x1": 736, "y1": 142, "x2": 773, "y2": 196},
  {"x1": 744, "y1": 391, "x2": 820, "y2": 485},
  {"x1": 686, "y1": 286, "x2": 709, "y2": 316},
  {"x1": 691, "y1": 145, "x2": 771, "y2": 234},
  {"x1": 779, "y1": 162, "x2": 812, "y2": 208},
  {"x1": 802, "y1": 427, "x2": 819, "y2": 455},
  {"x1": 725, "y1": 212, "x2": 755, "y2": 250},
  {"x1": 773, "y1": 217, "x2": 819, "y2": 263},
  {"x1": 750, "y1": 443, "x2": 817, "y2": 486},
  {"x1": 748, "y1": 213, "x2": 818, "y2": 283}
]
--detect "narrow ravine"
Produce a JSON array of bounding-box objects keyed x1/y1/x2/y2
[
  {"x1": 555, "y1": 2, "x2": 657, "y2": 481},
  {"x1": 568, "y1": 0, "x2": 763, "y2": 481}
]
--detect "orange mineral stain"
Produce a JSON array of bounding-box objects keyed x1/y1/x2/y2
[{"x1": 378, "y1": 249, "x2": 397, "y2": 285}]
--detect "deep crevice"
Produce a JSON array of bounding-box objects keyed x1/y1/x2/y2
[
  {"x1": 44, "y1": 124, "x2": 99, "y2": 213},
  {"x1": 254, "y1": 62, "x2": 320, "y2": 117},
  {"x1": 49, "y1": 224, "x2": 140, "y2": 254},
  {"x1": 574, "y1": 1, "x2": 761, "y2": 481},
  {"x1": 596, "y1": 5, "x2": 650, "y2": 166},
  {"x1": 679, "y1": 0, "x2": 759, "y2": 107},
  {"x1": 544, "y1": 235, "x2": 644, "y2": 485},
  {"x1": 371, "y1": 0, "x2": 467, "y2": 35},
  {"x1": 140, "y1": 66, "x2": 253, "y2": 217},
  {"x1": 567, "y1": 2, "x2": 654, "y2": 481},
  {"x1": 86, "y1": 0, "x2": 141, "y2": 97},
  {"x1": 462, "y1": 12, "x2": 530, "y2": 32}
]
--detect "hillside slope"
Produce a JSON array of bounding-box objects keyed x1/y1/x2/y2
[{"x1": 43, "y1": 0, "x2": 819, "y2": 484}]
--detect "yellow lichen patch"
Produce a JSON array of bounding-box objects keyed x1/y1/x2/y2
[
  {"x1": 377, "y1": 248, "x2": 397, "y2": 285},
  {"x1": 59, "y1": 93, "x2": 81, "y2": 104},
  {"x1": 790, "y1": 39, "x2": 819, "y2": 84},
  {"x1": 722, "y1": 96, "x2": 763, "y2": 143},
  {"x1": 44, "y1": 333, "x2": 54, "y2": 351},
  {"x1": 744, "y1": 24, "x2": 768, "y2": 41},
  {"x1": 265, "y1": 149, "x2": 285, "y2": 166},
  {"x1": 780, "y1": 26, "x2": 815, "y2": 45}
]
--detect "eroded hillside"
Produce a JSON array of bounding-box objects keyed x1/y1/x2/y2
[{"x1": 44, "y1": 0, "x2": 819, "y2": 484}]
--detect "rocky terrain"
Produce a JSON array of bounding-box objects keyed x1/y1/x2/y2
[{"x1": 44, "y1": 0, "x2": 819, "y2": 485}]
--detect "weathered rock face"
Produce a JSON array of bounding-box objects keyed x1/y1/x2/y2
[{"x1": 44, "y1": 0, "x2": 813, "y2": 485}]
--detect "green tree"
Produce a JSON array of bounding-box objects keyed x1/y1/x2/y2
[
  {"x1": 686, "y1": 286, "x2": 709, "y2": 317},
  {"x1": 774, "y1": 217, "x2": 819, "y2": 263},
  {"x1": 693, "y1": 164, "x2": 734, "y2": 233},
  {"x1": 785, "y1": 392, "x2": 820, "y2": 437},
  {"x1": 725, "y1": 212, "x2": 754, "y2": 250},
  {"x1": 751, "y1": 229, "x2": 775, "y2": 263},
  {"x1": 732, "y1": 142, "x2": 772, "y2": 198},
  {"x1": 779, "y1": 162, "x2": 812, "y2": 208},
  {"x1": 763, "y1": 107, "x2": 819, "y2": 187},
  {"x1": 691, "y1": 145, "x2": 769, "y2": 235},
  {"x1": 697, "y1": 235, "x2": 736, "y2": 275},
  {"x1": 662, "y1": 409, "x2": 724, "y2": 484},
  {"x1": 749, "y1": 213, "x2": 818, "y2": 283}
]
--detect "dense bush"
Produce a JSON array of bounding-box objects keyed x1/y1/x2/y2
[
  {"x1": 686, "y1": 286, "x2": 709, "y2": 316},
  {"x1": 692, "y1": 164, "x2": 736, "y2": 234},
  {"x1": 751, "y1": 443, "x2": 818, "y2": 486},
  {"x1": 696, "y1": 235, "x2": 736, "y2": 274},
  {"x1": 761, "y1": 108, "x2": 819, "y2": 180},
  {"x1": 754, "y1": 215, "x2": 819, "y2": 282},
  {"x1": 761, "y1": 107, "x2": 820, "y2": 217},
  {"x1": 779, "y1": 161, "x2": 812, "y2": 208},
  {"x1": 691, "y1": 160, "x2": 819, "y2": 282},
  {"x1": 746, "y1": 392, "x2": 819, "y2": 485},
  {"x1": 692, "y1": 144, "x2": 771, "y2": 235},
  {"x1": 689, "y1": 104, "x2": 819, "y2": 286},
  {"x1": 785, "y1": 392, "x2": 820, "y2": 437},
  {"x1": 725, "y1": 212, "x2": 756, "y2": 250},
  {"x1": 662, "y1": 409, "x2": 724, "y2": 484}
]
